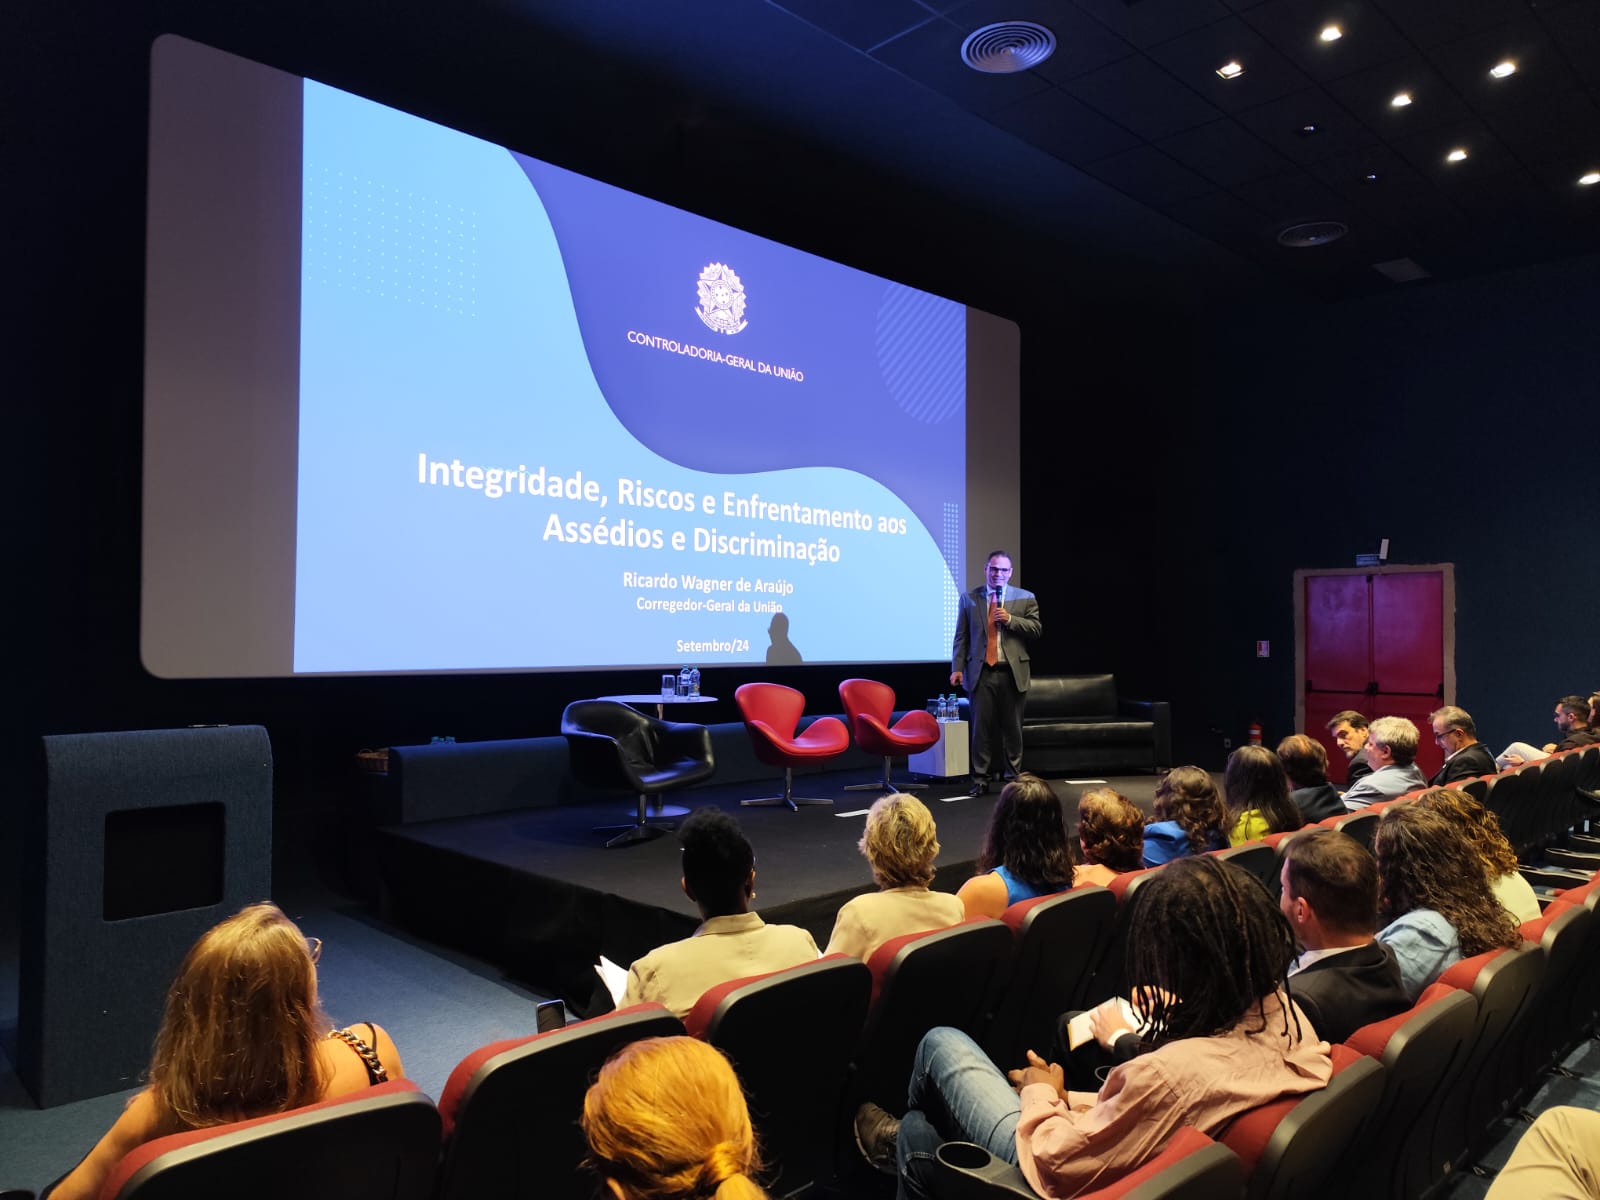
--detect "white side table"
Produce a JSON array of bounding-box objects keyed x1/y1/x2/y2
[{"x1": 909, "y1": 719, "x2": 969, "y2": 779}]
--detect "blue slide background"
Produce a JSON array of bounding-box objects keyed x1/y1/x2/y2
[{"x1": 294, "y1": 80, "x2": 966, "y2": 673}]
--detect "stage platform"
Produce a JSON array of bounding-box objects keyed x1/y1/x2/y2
[{"x1": 375, "y1": 768, "x2": 1161, "y2": 1012}]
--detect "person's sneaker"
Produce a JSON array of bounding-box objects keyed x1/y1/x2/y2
[{"x1": 854, "y1": 1101, "x2": 901, "y2": 1175}]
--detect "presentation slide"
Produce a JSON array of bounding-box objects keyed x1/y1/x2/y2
[{"x1": 141, "y1": 36, "x2": 1020, "y2": 678}]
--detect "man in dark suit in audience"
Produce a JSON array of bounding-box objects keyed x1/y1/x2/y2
[
  {"x1": 1280, "y1": 830, "x2": 1410, "y2": 1042},
  {"x1": 1326, "y1": 710, "x2": 1373, "y2": 790},
  {"x1": 1428, "y1": 705, "x2": 1498, "y2": 786}
]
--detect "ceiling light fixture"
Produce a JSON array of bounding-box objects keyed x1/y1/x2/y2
[
  {"x1": 1320, "y1": 25, "x2": 1343, "y2": 42},
  {"x1": 1362, "y1": 173, "x2": 1379, "y2": 183},
  {"x1": 1216, "y1": 61, "x2": 1244, "y2": 79},
  {"x1": 1489, "y1": 61, "x2": 1517, "y2": 79},
  {"x1": 1580, "y1": 172, "x2": 1600, "y2": 186},
  {"x1": 1447, "y1": 147, "x2": 1468, "y2": 162},
  {"x1": 1391, "y1": 91, "x2": 1413, "y2": 107}
]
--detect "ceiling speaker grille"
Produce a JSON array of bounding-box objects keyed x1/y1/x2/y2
[
  {"x1": 961, "y1": 22, "x2": 1057, "y2": 74},
  {"x1": 1276, "y1": 220, "x2": 1349, "y2": 248}
]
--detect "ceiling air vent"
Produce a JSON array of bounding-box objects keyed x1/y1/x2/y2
[
  {"x1": 960, "y1": 22, "x2": 1057, "y2": 74},
  {"x1": 1276, "y1": 220, "x2": 1349, "y2": 248}
]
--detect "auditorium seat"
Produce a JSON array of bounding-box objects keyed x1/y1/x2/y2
[
  {"x1": 435, "y1": 1003, "x2": 684, "y2": 1200},
  {"x1": 839, "y1": 678, "x2": 942, "y2": 793},
  {"x1": 982, "y1": 886, "x2": 1116, "y2": 1068},
  {"x1": 929, "y1": 1126, "x2": 1242, "y2": 1200},
  {"x1": 1343, "y1": 984, "x2": 1476, "y2": 1200},
  {"x1": 852, "y1": 920, "x2": 1013, "y2": 1112},
  {"x1": 1217, "y1": 1043, "x2": 1384, "y2": 1200},
  {"x1": 685, "y1": 955, "x2": 871, "y2": 1195},
  {"x1": 1079, "y1": 867, "x2": 1159, "y2": 1007},
  {"x1": 1325, "y1": 810, "x2": 1376, "y2": 851},
  {"x1": 734, "y1": 682, "x2": 850, "y2": 810},
  {"x1": 1208, "y1": 842, "x2": 1276, "y2": 892},
  {"x1": 99, "y1": 1079, "x2": 439, "y2": 1200},
  {"x1": 1431, "y1": 942, "x2": 1545, "y2": 1174},
  {"x1": 1512, "y1": 903, "x2": 1593, "y2": 1098},
  {"x1": 560, "y1": 700, "x2": 717, "y2": 847}
]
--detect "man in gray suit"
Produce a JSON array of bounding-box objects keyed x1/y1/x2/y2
[{"x1": 950, "y1": 550, "x2": 1042, "y2": 797}]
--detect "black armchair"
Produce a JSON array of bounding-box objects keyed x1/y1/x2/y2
[{"x1": 561, "y1": 701, "x2": 717, "y2": 847}]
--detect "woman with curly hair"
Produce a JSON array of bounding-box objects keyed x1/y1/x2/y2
[
  {"x1": 1374, "y1": 805, "x2": 1522, "y2": 1001},
  {"x1": 825, "y1": 793, "x2": 964, "y2": 960},
  {"x1": 1142, "y1": 766, "x2": 1229, "y2": 867},
  {"x1": 1223, "y1": 745, "x2": 1305, "y2": 845},
  {"x1": 1073, "y1": 788, "x2": 1145, "y2": 885},
  {"x1": 584, "y1": 1035, "x2": 767, "y2": 1200},
  {"x1": 51, "y1": 903, "x2": 405, "y2": 1200},
  {"x1": 860, "y1": 857, "x2": 1330, "y2": 1199},
  {"x1": 1413, "y1": 787, "x2": 1541, "y2": 922},
  {"x1": 956, "y1": 774, "x2": 1074, "y2": 919}
]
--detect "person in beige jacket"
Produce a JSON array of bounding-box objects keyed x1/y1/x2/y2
[
  {"x1": 825, "y1": 793, "x2": 964, "y2": 961},
  {"x1": 623, "y1": 808, "x2": 817, "y2": 1018}
]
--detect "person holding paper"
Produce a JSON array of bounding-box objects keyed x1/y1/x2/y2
[
  {"x1": 950, "y1": 551, "x2": 1041, "y2": 798},
  {"x1": 853, "y1": 858, "x2": 1330, "y2": 1197},
  {"x1": 620, "y1": 808, "x2": 817, "y2": 1018}
]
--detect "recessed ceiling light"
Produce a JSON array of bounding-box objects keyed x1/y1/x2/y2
[
  {"x1": 1216, "y1": 60, "x2": 1244, "y2": 79},
  {"x1": 1299, "y1": 123, "x2": 1320, "y2": 136},
  {"x1": 1362, "y1": 173, "x2": 1379, "y2": 183},
  {"x1": 1391, "y1": 91, "x2": 1413, "y2": 108},
  {"x1": 1320, "y1": 25, "x2": 1343, "y2": 42},
  {"x1": 1489, "y1": 60, "x2": 1517, "y2": 79},
  {"x1": 1446, "y1": 147, "x2": 1468, "y2": 162},
  {"x1": 1580, "y1": 172, "x2": 1600, "y2": 186}
]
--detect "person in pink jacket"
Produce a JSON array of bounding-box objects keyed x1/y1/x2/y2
[{"x1": 854, "y1": 856, "x2": 1332, "y2": 1199}]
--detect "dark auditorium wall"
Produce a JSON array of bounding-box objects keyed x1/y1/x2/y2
[{"x1": 1136, "y1": 251, "x2": 1600, "y2": 766}]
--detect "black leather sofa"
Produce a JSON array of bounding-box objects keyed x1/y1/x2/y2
[{"x1": 1020, "y1": 673, "x2": 1171, "y2": 775}]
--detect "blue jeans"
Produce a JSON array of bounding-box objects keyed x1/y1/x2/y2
[{"x1": 897, "y1": 1027, "x2": 1022, "y2": 1200}]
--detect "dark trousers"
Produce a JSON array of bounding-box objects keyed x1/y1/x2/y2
[{"x1": 970, "y1": 663, "x2": 1024, "y2": 783}]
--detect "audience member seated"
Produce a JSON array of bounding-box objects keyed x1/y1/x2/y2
[
  {"x1": 956, "y1": 774, "x2": 1075, "y2": 920},
  {"x1": 825, "y1": 793, "x2": 964, "y2": 960},
  {"x1": 1499, "y1": 693, "x2": 1600, "y2": 767},
  {"x1": 1326, "y1": 710, "x2": 1373, "y2": 790},
  {"x1": 1071, "y1": 787, "x2": 1145, "y2": 886},
  {"x1": 1484, "y1": 1106, "x2": 1600, "y2": 1200},
  {"x1": 1142, "y1": 766, "x2": 1229, "y2": 867},
  {"x1": 1341, "y1": 716, "x2": 1428, "y2": 809},
  {"x1": 1412, "y1": 787, "x2": 1541, "y2": 923},
  {"x1": 582, "y1": 1035, "x2": 768, "y2": 1200},
  {"x1": 623, "y1": 808, "x2": 818, "y2": 1018},
  {"x1": 1426, "y1": 705, "x2": 1498, "y2": 785},
  {"x1": 1279, "y1": 830, "x2": 1410, "y2": 1042},
  {"x1": 1373, "y1": 806, "x2": 1521, "y2": 1001},
  {"x1": 1277, "y1": 734, "x2": 1347, "y2": 823},
  {"x1": 854, "y1": 857, "x2": 1332, "y2": 1199},
  {"x1": 1223, "y1": 744, "x2": 1305, "y2": 844},
  {"x1": 49, "y1": 903, "x2": 406, "y2": 1200}
]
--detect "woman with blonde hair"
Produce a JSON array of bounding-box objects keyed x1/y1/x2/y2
[
  {"x1": 1413, "y1": 787, "x2": 1541, "y2": 922},
  {"x1": 825, "y1": 793, "x2": 964, "y2": 960},
  {"x1": 583, "y1": 1035, "x2": 767, "y2": 1200},
  {"x1": 1073, "y1": 788, "x2": 1145, "y2": 885},
  {"x1": 51, "y1": 903, "x2": 404, "y2": 1200}
]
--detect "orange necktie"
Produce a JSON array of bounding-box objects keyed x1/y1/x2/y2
[{"x1": 985, "y1": 592, "x2": 1000, "y2": 667}]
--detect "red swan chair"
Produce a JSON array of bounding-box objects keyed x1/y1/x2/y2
[
  {"x1": 840, "y1": 678, "x2": 941, "y2": 793},
  {"x1": 735, "y1": 682, "x2": 849, "y2": 810}
]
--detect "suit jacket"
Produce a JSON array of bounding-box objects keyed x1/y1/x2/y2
[
  {"x1": 1290, "y1": 941, "x2": 1410, "y2": 1043},
  {"x1": 1430, "y1": 742, "x2": 1497, "y2": 786},
  {"x1": 952, "y1": 584, "x2": 1041, "y2": 693},
  {"x1": 1290, "y1": 782, "x2": 1347, "y2": 824}
]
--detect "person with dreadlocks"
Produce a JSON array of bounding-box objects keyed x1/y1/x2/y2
[
  {"x1": 853, "y1": 857, "x2": 1331, "y2": 1198},
  {"x1": 1373, "y1": 804, "x2": 1522, "y2": 1001}
]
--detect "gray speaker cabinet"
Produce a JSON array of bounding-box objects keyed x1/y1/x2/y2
[{"x1": 19, "y1": 726, "x2": 273, "y2": 1106}]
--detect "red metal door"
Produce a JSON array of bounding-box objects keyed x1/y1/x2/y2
[{"x1": 1302, "y1": 570, "x2": 1449, "y2": 784}]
